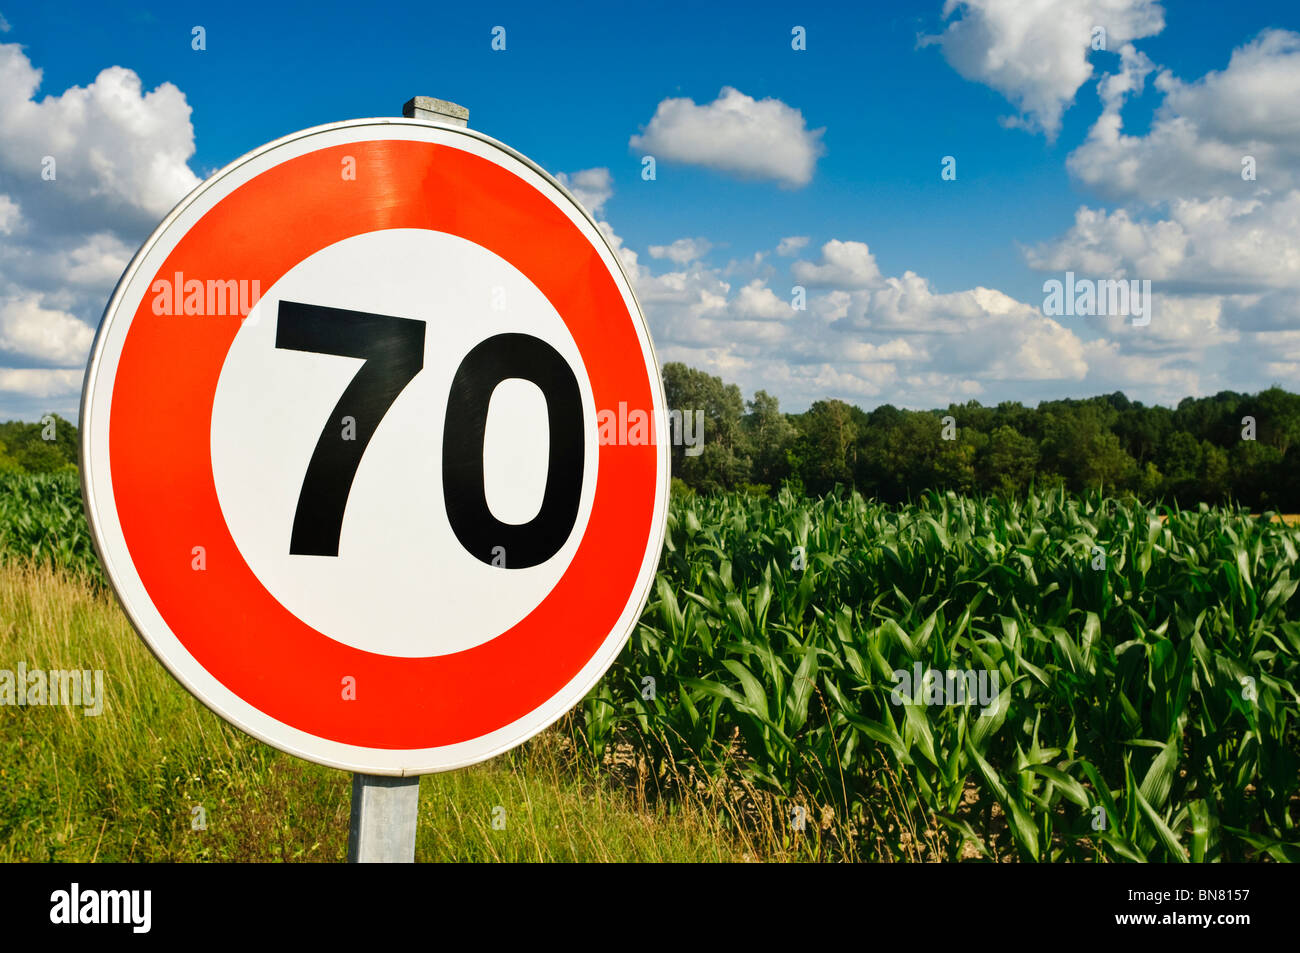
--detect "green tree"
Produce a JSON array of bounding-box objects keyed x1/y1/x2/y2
[
  {"x1": 743, "y1": 390, "x2": 796, "y2": 490},
  {"x1": 0, "y1": 439, "x2": 21, "y2": 472},
  {"x1": 662, "y1": 363, "x2": 748, "y2": 492},
  {"x1": 1042, "y1": 405, "x2": 1136, "y2": 492},
  {"x1": 0, "y1": 413, "x2": 79, "y2": 472},
  {"x1": 980, "y1": 425, "x2": 1038, "y2": 496},
  {"x1": 1199, "y1": 441, "x2": 1230, "y2": 500},
  {"x1": 15, "y1": 440, "x2": 66, "y2": 473},
  {"x1": 1249, "y1": 387, "x2": 1300, "y2": 456},
  {"x1": 1229, "y1": 440, "x2": 1282, "y2": 509},
  {"x1": 794, "y1": 400, "x2": 857, "y2": 496}
]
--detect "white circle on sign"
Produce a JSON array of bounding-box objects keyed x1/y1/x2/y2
[{"x1": 209, "y1": 227, "x2": 598, "y2": 658}]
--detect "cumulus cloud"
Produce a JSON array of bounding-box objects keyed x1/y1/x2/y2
[
  {"x1": 617, "y1": 21, "x2": 1285, "y2": 409},
  {"x1": 0, "y1": 368, "x2": 83, "y2": 398},
  {"x1": 1222, "y1": 291, "x2": 1300, "y2": 333},
  {"x1": 629, "y1": 86, "x2": 825, "y2": 188},
  {"x1": 649, "y1": 237, "x2": 713, "y2": 265},
  {"x1": 1026, "y1": 192, "x2": 1300, "y2": 294},
  {"x1": 791, "y1": 240, "x2": 882, "y2": 289},
  {"x1": 613, "y1": 207, "x2": 1256, "y2": 409},
  {"x1": 1078, "y1": 339, "x2": 1203, "y2": 404},
  {"x1": 555, "y1": 167, "x2": 613, "y2": 217},
  {"x1": 728, "y1": 280, "x2": 791, "y2": 321},
  {"x1": 921, "y1": 13, "x2": 1296, "y2": 401},
  {"x1": 0, "y1": 296, "x2": 95, "y2": 365},
  {"x1": 1023, "y1": 28, "x2": 1300, "y2": 395},
  {"x1": 924, "y1": 0, "x2": 1165, "y2": 138},
  {"x1": 0, "y1": 42, "x2": 199, "y2": 418},
  {"x1": 830, "y1": 275, "x2": 1090, "y2": 381},
  {"x1": 1068, "y1": 29, "x2": 1300, "y2": 202},
  {"x1": 1162, "y1": 30, "x2": 1300, "y2": 149},
  {"x1": 0, "y1": 194, "x2": 19, "y2": 235},
  {"x1": 1026, "y1": 195, "x2": 1288, "y2": 381},
  {"x1": 0, "y1": 44, "x2": 199, "y2": 230},
  {"x1": 1082, "y1": 293, "x2": 1238, "y2": 353},
  {"x1": 1240, "y1": 329, "x2": 1300, "y2": 380},
  {"x1": 613, "y1": 217, "x2": 1158, "y2": 409}
]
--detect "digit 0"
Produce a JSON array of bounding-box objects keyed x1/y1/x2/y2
[{"x1": 442, "y1": 333, "x2": 584, "y2": 568}]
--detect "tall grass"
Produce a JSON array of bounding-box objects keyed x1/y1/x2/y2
[{"x1": 0, "y1": 565, "x2": 770, "y2": 862}]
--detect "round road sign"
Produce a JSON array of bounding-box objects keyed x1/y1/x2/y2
[{"x1": 80, "y1": 119, "x2": 670, "y2": 775}]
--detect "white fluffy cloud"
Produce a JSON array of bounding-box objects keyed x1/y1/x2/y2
[
  {"x1": 616, "y1": 206, "x2": 1265, "y2": 410},
  {"x1": 925, "y1": 0, "x2": 1165, "y2": 138},
  {"x1": 555, "y1": 167, "x2": 613, "y2": 217},
  {"x1": 629, "y1": 87, "x2": 825, "y2": 188},
  {"x1": 0, "y1": 296, "x2": 95, "y2": 365},
  {"x1": 1068, "y1": 30, "x2": 1300, "y2": 202},
  {"x1": 829, "y1": 274, "x2": 1090, "y2": 382},
  {"x1": 0, "y1": 368, "x2": 84, "y2": 398},
  {"x1": 1078, "y1": 338, "x2": 1203, "y2": 404},
  {"x1": 1026, "y1": 192, "x2": 1300, "y2": 293},
  {"x1": 1161, "y1": 30, "x2": 1300, "y2": 150},
  {"x1": 614, "y1": 18, "x2": 1288, "y2": 410},
  {"x1": 1241, "y1": 329, "x2": 1300, "y2": 380},
  {"x1": 621, "y1": 222, "x2": 1163, "y2": 409},
  {"x1": 0, "y1": 45, "x2": 199, "y2": 229},
  {"x1": 1020, "y1": 28, "x2": 1300, "y2": 399},
  {"x1": 791, "y1": 240, "x2": 882, "y2": 289},
  {"x1": 0, "y1": 193, "x2": 19, "y2": 234},
  {"x1": 649, "y1": 237, "x2": 713, "y2": 264},
  {"x1": 0, "y1": 42, "x2": 199, "y2": 417},
  {"x1": 728, "y1": 280, "x2": 791, "y2": 321}
]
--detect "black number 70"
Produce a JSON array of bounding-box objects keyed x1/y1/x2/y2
[{"x1": 275, "y1": 300, "x2": 584, "y2": 569}]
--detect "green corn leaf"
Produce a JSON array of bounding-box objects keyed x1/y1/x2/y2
[{"x1": 964, "y1": 736, "x2": 1040, "y2": 860}]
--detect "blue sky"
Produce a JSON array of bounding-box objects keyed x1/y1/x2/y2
[{"x1": 1, "y1": 0, "x2": 1299, "y2": 417}]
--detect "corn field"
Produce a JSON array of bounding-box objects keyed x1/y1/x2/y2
[
  {"x1": 0, "y1": 472, "x2": 101, "y2": 581},
  {"x1": 591, "y1": 488, "x2": 1300, "y2": 861},
  {"x1": 2, "y1": 472, "x2": 1297, "y2": 860}
]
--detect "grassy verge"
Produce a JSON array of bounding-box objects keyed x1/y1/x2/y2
[{"x1": 0, "y1": 565, "x2": 769, "y2": 862}]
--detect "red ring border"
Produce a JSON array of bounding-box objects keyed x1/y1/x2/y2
[{"x1": 106, "y1": 136, "x2": 658, "y2": 749}]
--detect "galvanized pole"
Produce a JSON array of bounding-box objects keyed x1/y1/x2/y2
[
  {"x1": 345, "y1": 94, "x2": 471, "y2": 865},
  {"x1": 347, "y1": 773, "x2": 421, "y2": 862}
]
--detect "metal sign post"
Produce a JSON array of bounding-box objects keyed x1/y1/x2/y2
[
  {"x1": 347, "y1": 773, "x2": 421, "y2": 862},
  {"x1": 344, "y1": 94, "x2": 470, "y2": 865}
]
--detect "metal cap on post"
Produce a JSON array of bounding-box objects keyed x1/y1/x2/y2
[{"x1": 402, "y1": 96, "x2": 469, "y2": 127}]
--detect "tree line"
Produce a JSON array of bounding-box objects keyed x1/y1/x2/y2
[
  {"x1": 6, "y1": 377, "x2": 1299, "y2": 511},
  {"x1": 0, "y1": 415, "x2": 79, "y2": 474},
  {"x1": 663, "y1": 363, "x2": 1300, "y2": 509}
]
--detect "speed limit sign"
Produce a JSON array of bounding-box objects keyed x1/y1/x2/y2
[{"x1": 80, "y1": 118, "x2": 670, "y2": 775}]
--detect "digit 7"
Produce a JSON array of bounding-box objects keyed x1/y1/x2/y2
[{"x1": 275, "y1": 300, "x2": 425, "y2": 557}]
